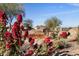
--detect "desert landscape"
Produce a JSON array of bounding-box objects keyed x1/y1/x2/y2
[{"x1": 0, "y1": 3, "x2": 79, "y2": 56}]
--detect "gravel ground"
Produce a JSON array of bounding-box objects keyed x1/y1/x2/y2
[{"x1": 53, "y1": 41, "x2": 79, "y2": 56}]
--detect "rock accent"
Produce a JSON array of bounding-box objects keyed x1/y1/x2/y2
[{"x1": 67, "y1": 28, "x2": 78, "y2": 42}]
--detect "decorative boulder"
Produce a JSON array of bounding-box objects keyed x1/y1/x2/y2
[{"x1": 67, "y1": 29, "x2": 78, "y2": 42}]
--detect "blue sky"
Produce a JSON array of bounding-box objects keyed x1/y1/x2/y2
[{"x1": 23, "y1": 3, "x2": 79, "y2": 27}]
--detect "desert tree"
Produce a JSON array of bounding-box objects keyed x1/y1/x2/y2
[
  {"x1": 0, "y1": 3, "x2": 25, "y2": 29},
  {"x1": 44, "y1": 17, "x2": 62, "y2": 31},
  {"x1": 23, "y1": 19, "x2": 33, "y2": 30}
]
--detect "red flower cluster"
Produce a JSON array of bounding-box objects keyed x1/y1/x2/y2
[
  {"x1": 4, "y1": 31, "x2": 13, "y2": 49},
  {"x1": 44, "y1": 37, "x2": 51, "y2": 43},
  {"x1": 4, "y1": 31, "x2": 12, "y2": 40},
  {"x1": 48, "y1": 47, "x2": 53, "y2": 54},
  {"x1": 2, "y1": 13, "x2": 36, "y2": 54},
  {"x1": 17, "y1": 14, "x2": 22, "y2": 24},
  {"x1": 20, "y1": 22, "x2": 24, "y2": 30},
  {"x1": 6, "y1": 42, "x2": 11, "y2": 49},
  {"x1": 25, "y1": 50, "x2": 34, "y2": 56},
  {"x1": 0, "y1": 10, "x2": 7, "y2": 19},
  {"x1": 12, "y1": 14, "x2": 23, "y2": 40},
  {"x1": 0, "y1": 10, "x2": 7, "y2": 26},
  {"x1": 29, "y1": 37, "x2": 35, "y2": 46},
  {"x1": 22, "y1": 29, "x2": 28, "y2": 38},
  {"x1": 60, "y1": 31, "x2": 68, "y2": 38},
  {"x1": 18, "y1": 39, "x2": 22, "y2": 46},
  {"x1": 10, "y1": 14, "x2": 24, "y2": 47},
  {"x1": 12, "y1": 22, "x2": 20, "y2": 39}
]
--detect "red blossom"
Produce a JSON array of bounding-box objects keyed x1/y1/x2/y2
[
  {"x1": 20, "y1": 23, "x2": 24, "y2": 30},
  {"x1": 25, "y1": 50, "x2": 34, "y2": 56},
  {"x1": 4, "y1": 31, "x2": 12, "y2": 40},
  {"x1": 0, "y1": 10, "x2": 4, "y2": 18},
  {"x1": 18, "y1": 39, "x2": 22, "y2": 46},
  {"x1": 0, "y1": 11, "x2": 7, "y2": 26},
  {"x1": 49, "y1": 47, "x2": 53, "y2": 51},
  {"x1": 0, "y1": 10, "x2": 7, "y2": 19},
  {"x1": 60, "y1": 31, "x2": 68, "y2": 38},
  {"x1": 6, "y1": 42, "x2": 11, "y2": 49},
  {"x1": 12, "y1": 22, "x2": 20, "y2": 31},
  {"x1": 29, "y1": 37, "x2": 35, "y2": 45},
  {"x1": 44, "y1": 37, "x2": 51, "y2": 43},
  {"x1": 48, "y1": 47, "x2": 53, "y2": 55},
  {"x1": 17, "y1": 14, "x2": 22, "y2": 24},
  {"x1": 22, "y1": 30, "x2": 28, "y2": 38},
  {"x1": 12, "y1": 32, "x2": 18, "y2": 39},
  {"x1": 30, "y1": 38, "x2": 35, "y2": 45},
  {"x1": 12, "y1": 22, "x2": 20, "y2": 39}
]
